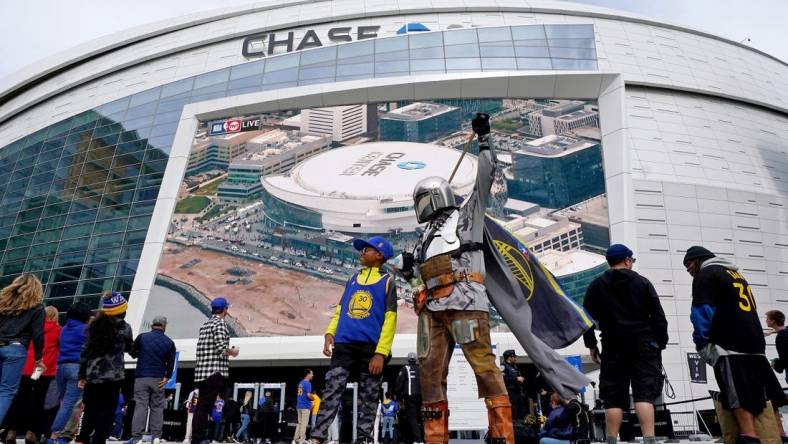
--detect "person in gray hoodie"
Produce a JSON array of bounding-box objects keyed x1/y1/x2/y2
[
  {"x1": 582, "y1": 244, "x2": 668, "y2": 444},
  {"x1": 685, "y1": 246, "x2": 787, "y2": 444}
]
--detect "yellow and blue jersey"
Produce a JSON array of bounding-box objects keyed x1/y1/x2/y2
[{"x1": 326, "y1": 267, "x2": 398, "y2": 356}]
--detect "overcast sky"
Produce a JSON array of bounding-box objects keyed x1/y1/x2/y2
[{"x1": 0, "y1": 0, "x2": 785, "y2": 85}]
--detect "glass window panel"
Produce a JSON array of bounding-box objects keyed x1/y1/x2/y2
[
  {"x1": 38, "y1": 214, "x2": 67, "y2": 231},
  {"x1": 127, "y1": 215, "x2": 151, "y2": 231},
  {"x1": 482, "y1": 57, "x2": 518, "y2": 69},
  {"x1": 335, "y1": 73, "x2": 369, "y2": 82},
  {"x1": 161, "y1": 78, "x2": 194, "y2": 99},
  {"x1": 228, "y1": 75, "x2": 263, "y2": 90},
  {"x1": 96, "y1": 97, "x2": 130, "y2": 117},
  {"x1": 131, "y1": 200, "x2": 156, "y2": 216},
  {"x1": 516, "y1": 58, "x2": 553, "y2": 69},
  {"x1": 512, "y1": 26, "x2": 547, "y2": 42},
  {"x1": 550, "y1": 58, "x2": 597, "y2": 70},
  {"x1": 156, "y1": 97, "x2": 191, "y2": 114},
  {"x1": 299, "y1": 65, "x2": 336, "y2": 80},
  {"x1": 97, "y1": 204, "x2": 132, "y2": 222},
  {"x1": 69, "y1": 111, "x2": 100, "y2": 129},
  {"x1": 264, "y1": 68, "x2": 300, "y2": 84},
  {"x1": 409, "y1": 32, "x2": 443, "y2": 49},
  {"x1": 480, "y1": 42, "x2": 515, "y2": 57},
  {"x1": 515, "y1": 46, "x2": 551, "y2": 58},
  {"x1": 375, "y1": 36, "x2": 408, "y2": 53},
  {"x1": 48, "y1": 281, "x2": 78, "y2": 299},
  {"x1": 228, "y1": 86, "x2": 262, "y2": 96},
  {"x1": 443, "y1": 29, "x2": 478, "y2": 45},
  {"x1": 80, "y1": 278, "x2": 113, "y2": 296},
  {"x1": 118, "y1": 258, "x2": 139, "y2": 276},
  {"x1": 4, "y1": 246, "x2": 30, "y2": 262},
  {"x1": 477, "y1": 27, "x2": 512, "y2": 42},
  {"x1": 445, "y1": 44, "x2": 479, "y2": 58},
  {"x1": 194, "y1": 68, "x2": 230, "y2": 89},
  {"x1": 94, "y1": 219, "x2": 127, "y2": 235},
  {"x1": 411, "y1": 59, "x2": 446, "y2": 72},
  {"x1": 265, "y1": 53, "x2": 300, "y2": 72},
  {"x1": 34, "y1": 159, "x2": 60, "y2": 175},
  {"x1": 137, "y1": 174, "x2": 164, "y2": 188},
  {"x1": 84, "y1": 262, "x2": 118, "y2": 279},
  {"x1": 52, "y1": 266, "x2": 83, "y2": 283},
  {"x1": 549, "y1": 47, "x2": 596, "y2": 59},
  {"x1": 8, "y1": 234, "x2": 34, "y2": 249},
  {"x1": 150, "y1": 123, "x2": 178, "y2": 139},
  {"x1": 548, "y1": 38, "x2": 596, "y2": 49},
  {"x1": 61, "y1": 223, "x2": 93, "y2": 240},
  {"x1": 336, "y1": 63, "x2": 373, "y2": 77},
  {"x1": 120, "y1": 244, "x2": 143, "y2": 261},
  {"x1": 410, "y1": 46, "x2": 444, "y2": 59},
  {"x1": 17, "y1": 206, "x2": 43, "y2": 222},
  {"x1": 86, "y1": 247, "x2": 120, "y2": 264},
  {"x1": 190, "y1": 83, "x2": 227, "y2": 97},
  {"x1": 34, "y1": 228, "x2": 62, "y2": 245},
  {"x1": 301, "y1": 46, "x2": 336, "y2": 65},
  {"x1": 113, "y1": 277, "x2": 134, "y2": 294},
  {"x1": 230, "y1": 60, "x2": 265, "y2": 80},
  {"x1": 545, "y1": 24, "x2": 594, "y2": 39},
  {"x1": 15, "y1": 155, "x2": 37, "y2": 170},
  {"x1": 375, "y1": 60, "x2": 409, "y2": 75},
  {"x1": 13, "y1": 221, "x2": 38, "y2": 236},
  {"x1": 42, "y1": 136, "x2": 66, "y2": 152},
  {"x1": 125, "y1": 229, "x2": 147, "y2": 245},
  {"x1": 128, "y1": 87, "x2": 161, "y2": 108},
  {"x1": 90, "y1": 232, "x2": 124, "y2": 250},
  {"x1": 338, "y1": 40, "x2": 374, "y2": 59},
  {"x1": 125, "y1": 101, "x2": 159, "y2": 120},
  {"x1": 375, "y1": 50, "x2": 410, "y2": 62},
  {"x1": 66, "y1": 209, "x2": 97, "y2": 225},
  {"x1": 1, "y1": 260, "x2": 26, "y2": 276},
  {"x1": 134, "y1": 186, "x2": 159, "y2": 202},
  {"x1": 28, "y1": 255, "x2": 55, "y2": 271},
  {"x1": 45, "y1": 120, "x2": 72, "y2": 139}
]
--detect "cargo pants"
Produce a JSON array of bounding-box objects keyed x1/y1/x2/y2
[
  {"x1": 311, "y1": 367, "x2": 381, "y2": 442},
  {"x1": 418, "y1": 309, "x2": 507, "y2": 403}
]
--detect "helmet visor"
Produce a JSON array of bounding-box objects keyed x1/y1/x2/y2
[{"x1": 414, "y1": 192, "x2": 434, "y2": 223}]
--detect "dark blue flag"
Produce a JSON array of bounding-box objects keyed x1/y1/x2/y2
[{"x1": 484, "y1": 215, "x2": 594, "y2": 349}]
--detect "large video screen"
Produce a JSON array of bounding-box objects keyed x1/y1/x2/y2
[{"x1": 144, "y1": 99, "x2": 610, "y2": 339}]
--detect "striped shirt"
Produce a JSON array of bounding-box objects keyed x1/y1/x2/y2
[{"x1": 194, "y1": 315, "x2": 230, "y2": 382}]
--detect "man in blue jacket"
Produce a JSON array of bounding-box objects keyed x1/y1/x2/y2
[{"x1": 129, "y1": 316, "x2": 177, "y2": 443}]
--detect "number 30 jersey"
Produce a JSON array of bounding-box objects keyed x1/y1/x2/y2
[
  {"x1": 327, "y1": 267, "x2": 398, "y2": 356},
  {"x1": 690, "y1": 257, "x2": 765, "y2": 354}
]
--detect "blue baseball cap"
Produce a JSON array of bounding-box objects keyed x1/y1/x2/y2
[
  {"x1": 352, "y1": 236, "x2": 394, "y2": 261},
  {"x1": 605, "y1": 244, "x2": 634, "y2": 262},
  {"x1": 211, "y1": 297, "x2": 230, "y2": 312}
]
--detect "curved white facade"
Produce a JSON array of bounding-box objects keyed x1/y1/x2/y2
[{"x1": 0, "y1": 0, "x2": 786, "y2": 410}]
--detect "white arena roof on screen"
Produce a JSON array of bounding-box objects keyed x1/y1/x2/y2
[{"x1": 262, "y1": 141, "x2": 477, "y2": 233}]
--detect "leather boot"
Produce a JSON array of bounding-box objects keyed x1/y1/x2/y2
[
  {"x1": 422, "y1": 401, "x2": 449, "y2": 444},
  {"x1": 485, "y1": 395, "x2": 514, "y2": 444}
]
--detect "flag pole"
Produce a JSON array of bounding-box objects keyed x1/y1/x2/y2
[{"x1": 448, "y1": 131, "x2": 475, "y2": 184}]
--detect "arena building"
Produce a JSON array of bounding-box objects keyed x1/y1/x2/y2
[
  {"x1": 0, "y1": 0, "x2": 786, "y2": 410},
  {"x1": 261, "y1": 141, "x2": 477, "y2": 233}
]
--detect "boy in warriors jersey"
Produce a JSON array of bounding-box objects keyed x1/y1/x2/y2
[{"x1": 311, "y1": 236, "x2": 398, "y2": 444}]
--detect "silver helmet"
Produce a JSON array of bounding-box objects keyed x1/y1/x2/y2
[{"x1": 413, "y1": 176, "x2": 456, "y2": 223}]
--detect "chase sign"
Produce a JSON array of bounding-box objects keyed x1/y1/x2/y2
[{"x1": 242, "y1": 26, "x2": 381, "y2": 58}]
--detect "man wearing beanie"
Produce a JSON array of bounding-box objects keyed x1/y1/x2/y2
[
  {"x1": 685, "y1": 246, "x2": 787, "y2": 444},
  {"x1": 582, "y1": 244, "x2": 668, "y2": 444}
]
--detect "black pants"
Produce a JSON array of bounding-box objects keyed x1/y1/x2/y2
[
  {"x1": 191, "y1": 373, "x2": 226, "y2": 444},
  {"x1": 6, "y1": 375, "x2": 54, "y2": 435},
  {"x1": 400, "y1": 397, "x2": 423, "y2": 444},
  {"x1": 77, "y1": 380, "x2": 122, "y2": 444},
  {"x1": 508, "y1": 389, "x2": 526, "y2": 421}
]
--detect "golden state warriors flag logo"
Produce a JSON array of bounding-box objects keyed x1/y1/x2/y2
[
  {"x1": 484, "y1": 215, "x2": 594, "y2": 349},
  {"x1": 347, "y1": 290, "x2": 373, "y2": 319}
]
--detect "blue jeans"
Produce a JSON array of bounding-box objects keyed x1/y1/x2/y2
[
  {"x1": 112, "y1": 411, "x2": 124, "y2": 438},
  {"x1": 235, "y1": 413, "x2": 250, "y2": 441},
  {"x1": 0, "y1": 343, "x2": 28, "y2": 425},
  {"x1": 50, "y1": 363, "x2": 83, "y2": 434},
  {"x1": 540, "y1": 438, "x2": 571, "y2": 444},
  {"x1": 381, "y1": 417, "x2": 395, "y2": 439}
]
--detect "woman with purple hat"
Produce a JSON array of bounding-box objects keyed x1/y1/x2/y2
[{"x1": 75, "y1": 291, "x2": 133, "y2": 444}]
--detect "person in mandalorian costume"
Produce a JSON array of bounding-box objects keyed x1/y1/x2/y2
[
  {"x1": 400, "y1": 113, "x2": 590, "y2": 444},
  {"x1": 401, "y1": 113, "x2": 513, "y2": 444}
]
